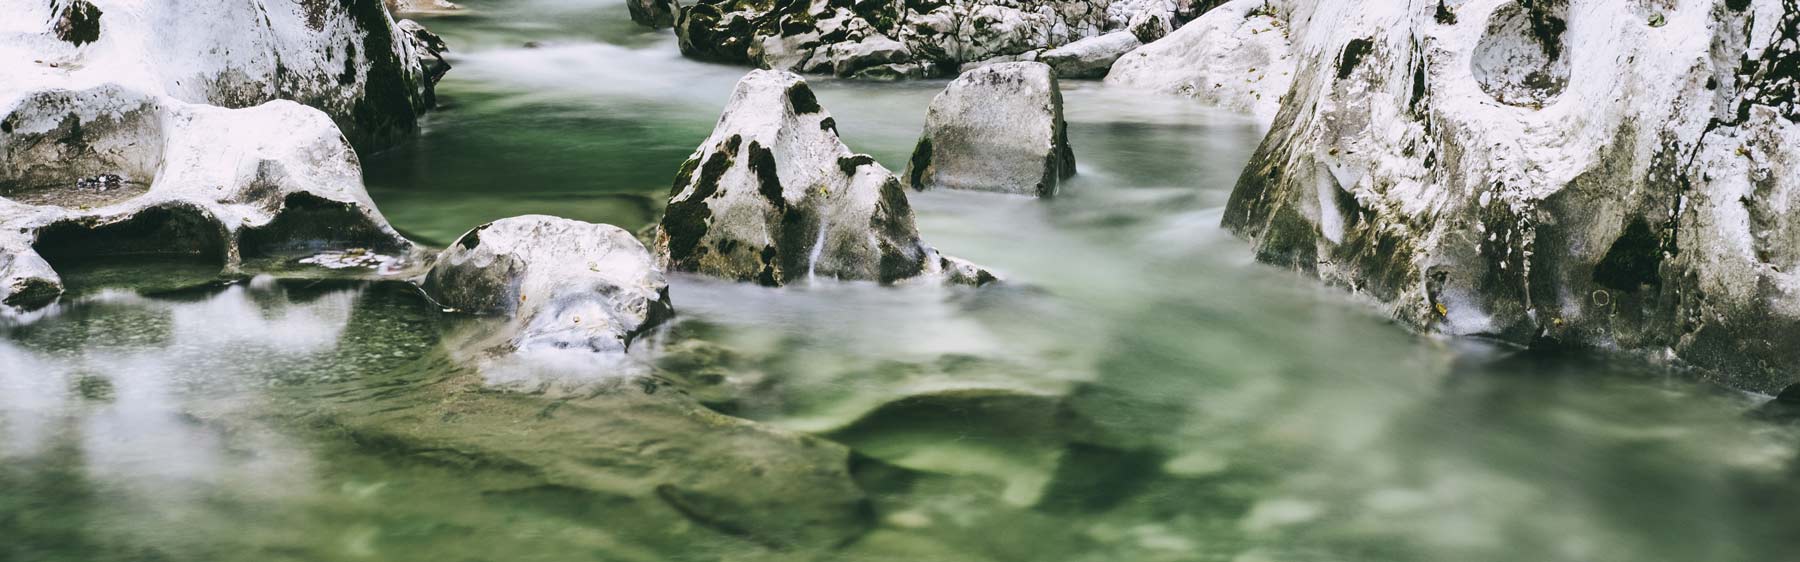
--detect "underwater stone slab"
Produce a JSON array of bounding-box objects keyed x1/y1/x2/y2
[
  {"x1": 652, "y1": 69, "x2": 996, "y2": 287},
  {"x1": 1219, "y1": 0, "x2": 1800, "y2": 392},
  {"x1": 0, "y1": 0, "x2": 448, "y2": 152},
  {"x1": 0, "y1": 84, "x2": 416, "y2": 309},
  {"x1": 906, "y1": 62, "x2": 1076, "y2": 197},
  {"x1": 423, "y1": 215, "x2": 674, "y2": 354}
]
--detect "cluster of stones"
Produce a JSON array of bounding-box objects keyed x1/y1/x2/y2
[{"x1": 651, "y1": 0, "x2": 1220, "y2": 79}]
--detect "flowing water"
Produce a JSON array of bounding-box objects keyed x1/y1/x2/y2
[{"x1": 6, "y1": 1, "x2": 1800, "y2": 561}]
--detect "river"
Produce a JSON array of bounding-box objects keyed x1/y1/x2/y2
[{"x1": 4, "y1": 1, "x2": 1799, "y2": 561}]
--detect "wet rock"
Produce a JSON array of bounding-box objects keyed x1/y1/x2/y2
[
  {"x1": 1755, "y1": 384, "x2": 1800, "y2": 423},
  {"x1": 651, "y1": 70, "x2": 995, "y2": 286},
  {"x1": 397, "y1": 19, "x2": 452, "y2": 108},
  {"x1": 906, "y1": 62, "x2": 1076, "y2": 197},
  {"x1": 1104, "y1": 0, "x2": 1297, "y2": 125},
  {"x1": 423, "y1": 216, "x2": 673, "y2": 354},
  {"x1": 0, "y1": 84, "x2": 416, "y2": 310},
  {"x1": 1, "y1": 0, "x2": 449, "y2": 153},
  {"x1": 628, "y1": 0, "x2": 681, "y2": 29},
  {"x1": 674, "y1": 0, "x2": 1170, "y2": 78},
  {"x1": 385, "y1": 0, "x2": 464, "y2": 14},
  {"x1": 1041, "y1": 31, "x2": 1143, "y2": 79},
  {"x1": 1219, "y1": 0, "x2": 1800, "y2": 392}
]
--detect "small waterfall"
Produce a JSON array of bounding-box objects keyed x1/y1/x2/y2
[{"x1": 806, "y1": 220, "x2": 829, "y2": 283}]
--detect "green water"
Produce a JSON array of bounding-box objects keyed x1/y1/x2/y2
[{"x1": 6, "y1": 1, "x2": 1800, "y2": 561}]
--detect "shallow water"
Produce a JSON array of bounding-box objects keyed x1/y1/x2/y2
[{"x1": 6, "y1": 1, "x2": 1800, "y2": 561}]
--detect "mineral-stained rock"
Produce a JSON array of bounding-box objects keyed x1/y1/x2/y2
[
  {"x1": 1104, "y1": 0, "x2": 1297, "y2": 125},
  {"x1": 652, "y1": 70, "x2": 996, "y2": 287},
  {"x1": 906, "y1": 62, "x2": 1075, "y2": 197},
  {"x1": 1040, "y1": 30, "x2": 1143, "y2": 79},
  {"x1": 0, "y1": 0, "x2": 449, "y2": 153},
  {"x1": 0, "y1": 84, "x2": 415, "y2": 309},
  {"x1": 1218, "y1": 0, "x2": 1800, "y2": 392},
  {"x1": 423, "y1": 216, "x2": 674, "y2": 354},
  {"x1": 674, "y1": 0, "x2": 1179, "y2": 78}
]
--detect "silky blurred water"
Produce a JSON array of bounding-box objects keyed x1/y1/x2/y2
[{"x1": 5, "y1": 1, "x2": 1800, "y2": 561}]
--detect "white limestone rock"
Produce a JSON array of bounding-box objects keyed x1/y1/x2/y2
[
  {"x1": 1040, "y1": 30, "x2": 1143, "y2": 79},
  {"x1": 0, "y1": 84, "x2": 416, "y2": 309},
  {"x1": 423, "y1": 216, "x2": 674, "y2": 354},
  {"x1": 0, "y1": 0, "x2": 448, "y2": 152},
  {"x1": 653, "y1": 70, "x2": 996, "y2": 287},
  {"x1": 1221, "y1": 0, "x2": 1800, "y2": 392},
  {"x1": 906, "y1": 62, "x2": 1076, "y2": 197},
  {"x1": 1104, "y1": 0, "x2": 1298, "y2": 126}
]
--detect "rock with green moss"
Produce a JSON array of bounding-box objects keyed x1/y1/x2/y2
[
  {"x1": 1218, "y1": 0, "x2": 1800, "y2": 392},
  {"x1": 906, "y1": 62, "x2": 1075, "y2": 197},
  {"x1": 423, "y1": 216, "x2": 674, "y2": 354},
  {"x1": 651, "y1": 70, "x2": 997, "y2": 287}
]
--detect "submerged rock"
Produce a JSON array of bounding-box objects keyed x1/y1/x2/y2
[
  {"x1": 1104, "y1": 0, "x2": 1297, "y2": 125},
  {"x1": 423, "y1": 216, "x2": 673, "y2": 354},
  {"x1": 0, "y1": 84, "x2": 415, "y2": 309},
  {"x1": 1219, "y1": 0, "x2": 1800, "y2": 392},
  {"x1": 652, "y1": 70, "x2": 996, "y2": 287},
  {"x1": 906, "y1": 62, "x2": 1076, "y2": 197},
  {"x1": 674, "y1": 0, "x2": 1178, "y2": 78},
  {"x1": 1040, "y1": 31, "x2": 1144, "y2": 79},
  {"x1": 0, "y1": 0, "x2": 448, "y2": 153}
]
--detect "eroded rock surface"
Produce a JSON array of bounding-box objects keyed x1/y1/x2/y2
[
  {"x1": 1219, "y1": 0, "x2": 1800, "y2": 392},
  {"x1": 674, "y1": 0, "x2": 1184, "y2": 78},
  {"x1": 0, "y1": 0, "x2": 449, "y2": 152},
  {"x1": 906, "y1": 62, "x2": 1075, "y2": 197},
  {"x1": 0, "y1": 84, "x2": 415, "y2": 309},
  {"x1": 1104, "y1": 0, "x2": 1298, "y2": 125},
  {"x1": 653, "y1": 70, "x2": 996, "y2": 287},
  {"x1": 423, "y1": 216, "x2": 674, "y2": 354}
]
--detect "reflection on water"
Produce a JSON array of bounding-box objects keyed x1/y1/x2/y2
[{"x1": 8, "y1": 0, "x2": 1800, "y2": 561}]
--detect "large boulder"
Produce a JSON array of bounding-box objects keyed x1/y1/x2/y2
[
  {"x1": 0, "y1": 84, "x2": 415, "y2": 309},
  {"x1": 674, "y1": 0, "x2": 1177, "y2": 78},
  {"x1": 423, "y1": 216, "x2": 674, "y2": 354},
  {"x1": 1219, "y1": 0, "x2": 1800, "y2": 392},
  {"x1": 652, "y1": 70, "x2": 996, "y2": 287},
  {"x1": 1040, "y1": 30, "x2": 1143, "y2": 79},
  {"x1": 905, "y1": 62, "x2": 1076, "y2": 197},
  {"x1": 0, "y1": 0, "x2": 448, "y2": 153},
  {"x1": 1104, "y1": 0, "x2": 1298, "y2": 126}
]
